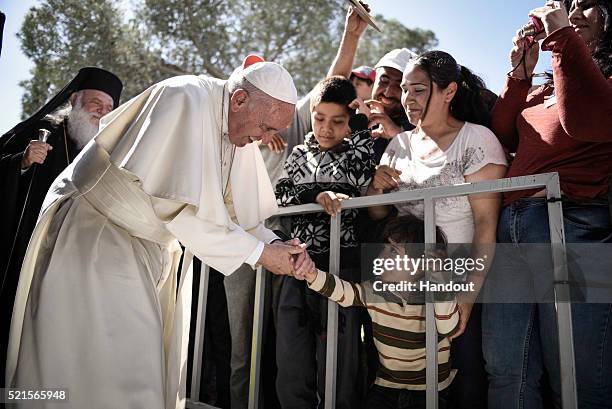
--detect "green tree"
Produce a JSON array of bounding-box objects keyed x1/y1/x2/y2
[{"x1": 18, "y1": 0, "x2": 437, "y2": 117}]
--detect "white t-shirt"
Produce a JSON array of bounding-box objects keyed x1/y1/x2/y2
[{"x1": 380, "y1": 122, "x2": 507, "y2": 243}]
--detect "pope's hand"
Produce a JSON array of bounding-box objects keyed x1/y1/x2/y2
[{"x1": 258, "y1": 242, "x2": 305, "y2": 276}]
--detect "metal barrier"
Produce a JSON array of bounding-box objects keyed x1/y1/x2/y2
[{"x1": 186, "y1": 172, "x2": 578, "y2": 409}]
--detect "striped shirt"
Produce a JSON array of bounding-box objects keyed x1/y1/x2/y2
[{"x1": 308, "y1": 270, "x2": 460, "y2": 390}]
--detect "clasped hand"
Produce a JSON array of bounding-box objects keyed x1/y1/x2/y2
[{"x1": 259, "y1": 238, "x2": 315, "y2": 279}]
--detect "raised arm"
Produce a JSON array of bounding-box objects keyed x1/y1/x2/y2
[
  {"x1": 543, "y1": 27, "x2": 612, "y2": 142},
  {"x1": 327, "y1": 5, "x2": 369, "y2": 78}
]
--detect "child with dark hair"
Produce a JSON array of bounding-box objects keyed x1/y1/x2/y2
[
  {"x1": 275, "y1": 75, "x2": 375, "y2": 409},
  {"x1": 303, "y1": 214, "x2": 460, "y2": 409}
]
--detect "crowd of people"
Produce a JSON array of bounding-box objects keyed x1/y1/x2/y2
[{"x1": 0, "y1": 0, "x2": 610, "y2": 408}]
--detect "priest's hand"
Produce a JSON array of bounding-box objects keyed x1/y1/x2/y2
[
  {"x1": 258, "y1": 242, "x2": 305, "y2": 276},
  {"x1": 22, "y1": 140, "x2": 53, "y2": 169}
]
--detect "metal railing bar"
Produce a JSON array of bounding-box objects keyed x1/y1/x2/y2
[
  {"x1": 423, "y1": 198, "x2": 439, "y2": 409},
  {"x1": 190, "y1": 263, "x2": 210, "y2": 400},
  {"x1": 247, "y1": 266, "x2": 266, "y2": 409},
  {"x1": 324, "y1": 214, "x2": 342, "y2": 409},
  {"x1": 546, "y1": 173, "x2": 578, "y2": 409},
  {"x1": 188, "y1": 171, "x2": 577, "y2": 409}
]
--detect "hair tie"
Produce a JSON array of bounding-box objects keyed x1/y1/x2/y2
[{"x1": 456, "y1": 64, "x2": 462, "y2": 81}]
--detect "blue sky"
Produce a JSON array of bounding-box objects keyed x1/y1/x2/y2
[{"x1": 0, "y1": 0, "x2": 551, "y2": 134}]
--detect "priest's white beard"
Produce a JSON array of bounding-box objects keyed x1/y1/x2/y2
[{"x1": 67, "y1": 103, "x2": 99, "y2": 150}]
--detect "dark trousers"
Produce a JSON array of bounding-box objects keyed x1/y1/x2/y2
[
  {"x1": 366, "y1": 385, "x2": 449, "y2": 409},
  {"x1": 448, "y1": 303, "x2": 488, "y2": 409},
  {"x1": 275, "y1": 251, "x2": 361, "y2": 409}
]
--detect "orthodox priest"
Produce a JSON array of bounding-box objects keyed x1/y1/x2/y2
[
  {"x1": 5, "y1": 58, "x2": 313, "y2": 409},
  {"x1": 0, "y1": 67, "x2": 122, "y2": 388}
]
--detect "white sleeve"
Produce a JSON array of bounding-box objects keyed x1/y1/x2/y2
[
  {"x1": 463, "y1": 124, "x2": 508, "y2": 176},
  {"x1": 243, "y1": 223, "x2": 280, "y2": 269},
  {"x1": 152, "y1": 197, "x2": 262, "y2": 275},
  {"x1": 246, "y1": 222, "x2": 280, "y2": 244}
]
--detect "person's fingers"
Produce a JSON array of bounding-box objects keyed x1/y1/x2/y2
[
  {"x1": 336, "y1": 193, "x2": 350, "y2": 200},
  {"x1": 380, "y1": 166, "x2": 402, "y2": 178},
  {"x1": 287, "y1": 245, "x2": 305, "y2": 255},
  {"x1": 285, "y1": 238, "x2": 301, "y2": 247},
  {"x1": 331, "y1": 198, "x2": 342, "y2": 214},
  {"x1": 369, "y1": 112, "x2": 391, "y2": 125},
  {"x1": 365, "y1": 99, "x2": 385, "y2": 113},
  {"x1": 528, "y1": 6, "x2": 549, "y2": 18},
  {"x1": 317, "y1": 193, "x2": 333, "y2": 215},
  {"x1": 294, "y1": 251, "x2": 314, "y2": 278},
  {"x1": 378, "y1": 172, "x2": 400, "y2": 189},
  {"x1": 324, "y1": 197, "x2": 335, "y2": 216},
  {"x1": 293, "y1": 251, "x2": 308, "y2": 271},
  {"x1": 295, "y1": 259, "x2": 315, "y2": 279},
  {"x1": 449, "y1": 318, "x2": 467, "y2": 340},
  {"x1": 533, "y1": 31, "x2": 547, "y2": 42}
]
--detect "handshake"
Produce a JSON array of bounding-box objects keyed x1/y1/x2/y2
[{"x1": 257, "y1": 238, "x2": 315, "y2": 280}]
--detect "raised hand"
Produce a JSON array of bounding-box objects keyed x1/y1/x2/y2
[
  {"x1": 509, "y1": 32, "x2": 540, "y2": 79},
  {"x1": 366, "y1": 100, "x2": 402, "y2": 139},
  {"x1": 263, "y1": 132, "x2": 287, "y2": 154},
  {"x1": 349, "y1": 97, "x2": 371, "y2": 117},
  {"x1": 529, "y1": 1, "x2": 570, "y2": 36},
  {"x1": 345, "y1": 2, "x2": 370, "y2": 38}
]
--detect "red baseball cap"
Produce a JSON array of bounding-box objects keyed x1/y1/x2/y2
[{"x1": 350, "y1": 66, "x2": 376, "y2": 82}]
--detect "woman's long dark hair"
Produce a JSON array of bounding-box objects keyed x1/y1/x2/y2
[
  {"x1": 409, "y1": 50, "x2": 491, "y2": 128},
  {"x1": 563, "y1": 0, "x2": 612, "y2": 77}
]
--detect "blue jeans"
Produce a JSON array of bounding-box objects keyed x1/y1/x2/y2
[{"x1": 482, "y1": 198, "x2": 612, "y2": 408}]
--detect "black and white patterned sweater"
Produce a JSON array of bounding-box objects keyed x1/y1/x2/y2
[{"x1": 275, "y1": 129, "x2": 375, "y2": 255}]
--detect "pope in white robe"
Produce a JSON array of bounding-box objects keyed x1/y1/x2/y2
[{"x1": 5, "y1": 59, "x2": 311, "y2": 409}]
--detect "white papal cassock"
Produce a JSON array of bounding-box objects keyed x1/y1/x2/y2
[{"x1": 6, "y1": 75, "x2": 280, "y2": 409}]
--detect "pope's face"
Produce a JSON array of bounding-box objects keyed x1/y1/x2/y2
[{"x1": 228, "y1": 90, "x2": 294, "y2": 147}]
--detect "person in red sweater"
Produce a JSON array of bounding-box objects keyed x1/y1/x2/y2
[{"x1": 483, "y1": 1, "x2": 612, "y2": 408}]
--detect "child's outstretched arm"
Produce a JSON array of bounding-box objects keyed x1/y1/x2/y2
[{"x1": 305, "y1": 269, "x2": 366, "y2": 308}]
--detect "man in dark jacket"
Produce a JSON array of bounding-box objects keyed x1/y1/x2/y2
[{"x1": 0, "y1": 67, "x2": 122, "y2": 388}]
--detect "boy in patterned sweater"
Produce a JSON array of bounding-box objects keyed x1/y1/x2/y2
[
  {"x1": 304, "y1": 215, "x2": 460, "y2": 409},
  {"x1": 274, "y1": 75, "x2": 375, "y2": 408}
]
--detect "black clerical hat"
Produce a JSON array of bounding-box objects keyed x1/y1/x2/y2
[
  {"x1": 74, "y1": 67, "x2": 123, "y2": 108},
  {"x1": 0, "y1": 67, "x2": 123, "y2": 146}
]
